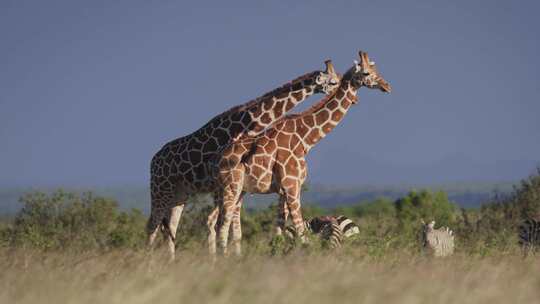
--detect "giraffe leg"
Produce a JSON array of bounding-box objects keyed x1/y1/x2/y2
[
  {"x1": 231, "y1": 193, "x2": 245, "y2": 257},
  {"x1": 147, "y1": 202, "x2": 165, "y2": 249},
  {"x1": 207, "y1": 206, "x2": 219, "y2": 260},
  {"x1": 218, "y1": 187, "x2": 242, "y2": 257},
  {"x1": 284, "y1": 186, "x2": 306, "y2": 243},
  {"x1": 163, "y1": 204, "x2": 185, "y2": 262},
  {"x1": 275, "y1": 194, "x2": 289, "y2": 237}
]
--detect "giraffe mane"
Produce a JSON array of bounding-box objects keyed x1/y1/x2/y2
[{"x1": 212, "y1": 71, "x2": 320, "y2": 120}]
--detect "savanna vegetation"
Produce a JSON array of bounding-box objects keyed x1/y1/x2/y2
[{"x1": 0, "y1": 169, "x2": 539, "y2": 303}]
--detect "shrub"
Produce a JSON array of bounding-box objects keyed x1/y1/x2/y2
[{"x1": 6, "y1": 190, "x2": 146, "y2": 250}]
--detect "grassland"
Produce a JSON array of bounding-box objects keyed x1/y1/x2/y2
[{"x1": 1, "y1": 247, "x2": 538, "y2": 304}]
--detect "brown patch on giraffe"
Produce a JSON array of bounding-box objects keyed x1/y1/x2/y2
[
  {"x1": 346, "y1": 91, "x2": 356, "y2": 101},
  {"x1": 233, "y1": 143, "x2": 247, "y2": 155},
  {"x1": 202, "y1": 138, "x2": 218, "y2": 153},
  {"x1": 302, "y1": 115, "x2": 315, "y2": 127},
  {"x1": 327, "y1": 100, "x2": 338, "y2": 110},
  {"x1": 285, "y1": 157, "x2": 298, "y2": 174},
  {"x1": 281, "y1": 177, "x2": 296, "y2": 189},
  {"x1": 249, "y1": 122, "x2": 264, "y2": 134},
  {"x1": 341, "y1": 99, "x2": 351, "y2": 108},
  {"x1": 291, "y1": 82, "x2": 303, "y2": 91},
  {"x1": 275, "y1": 90, "x2": 289, "y2": 100},
  {"x1": 275, "y1": 149, "x2": 289, "y2": 163},
  {"x1": 331, "y1": 110, "x2": 344, "y2": 122},
  {"x1": 306, "y1": 129, "x2": 320, "y2": 144},
  {"x1": 283, "y1": 119, "x2": 295, "y2": 132},
  {"x1": 322, "y1": 122, "x2": 334, "y2": 134},
  {"x1": 335, "y1": 88, "x2": 345, "y2": 100},
  {"x1": 184, "y1": 169, "x2": 195, "y2": 182},
  {"x1": 163, "y1": 164, "x2": 170, "y2": 176},
  {"x1": 194, "y1": 165, "x2": 206, "y2": 180},
  {"x1": 189, "y1": 151, "x2": 202, "y2": 164},
  {"x1": 241, "y1": 112, "x2": 252, "y2": 126},
  {"x1": 287, "y1": 133, "x2": 298, "y2": 148},
  {"x1": 284, "y1": 101, "x2": 295, "y2": 112},
  {"x1": 274, "y1": 101, "x2": 284, "y2": 118},
  {"x1": 250, "y1": 106, "x2": 262, "y2": 118},
  {"x1": 264, "y1": 139, "x2": 276, "y2": 154},
  {"x1": 263, "y1": 101, "x2": 273, "y2": 111},
  {"x1": 250, "y1": 165, "x2": 265, "y2": 178},
  {"x1": 293, "y1": 144, "x2": 304, "y2": 158},
  {"x1": 260, "y1": 112, "x2": 272, "y2": 124},
  {"x1": 276, "y1": 134, "x2": 291, "y2": 149},
  {"x1": 178, "y1": 161, "x2": 190, "y2": 173},
  {"x1": 228, "y1": 122, "x2": 243, "y2": 137},
  {"x1": 221, "y1": 119, "x2": 231, "y2": 129},
  {"x1": 295, "y1": 119, "x2": 309, "y2": 137},
  {"x1": 291, "y1": 91, "x2": 304, "y2": 101},
  {"x1": 315, "y1": 110, "x2": 330, "y2": 125}
]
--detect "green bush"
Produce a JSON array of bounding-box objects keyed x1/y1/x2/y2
[{"x1": 5, "y1": 190, "x2": 146, "y2": 250}]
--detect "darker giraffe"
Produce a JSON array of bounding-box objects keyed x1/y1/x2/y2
[
  {"x1": 209, "y1": 51, "x2": 390, "y2": 256},
  {"x1": 148, "y1": 60, "x2": 340, "y2": 259}
]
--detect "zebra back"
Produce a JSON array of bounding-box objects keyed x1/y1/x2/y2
[
  {"x1": 336, "y1": 215, "x2": 360, "y2": 238},
  {"x1": 519, "y1": 218, "x2": 540, "y2": 251},
  {"x1": 284, "y1": 217, "x2": 344, "y2": 248},
  {"x1": 422, "y1": 221, "x2": 455, "y2": 257}
]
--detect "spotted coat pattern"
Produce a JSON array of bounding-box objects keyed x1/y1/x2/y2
[
  {"x1": 208, "y1": 52, "x2": 391, "y2": 256},
  {"x1": 148, "y1": 61, "x2": 340, "y2": 259}
]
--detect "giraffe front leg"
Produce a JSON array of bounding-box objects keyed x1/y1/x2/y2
[
  {"x1": 231, "y1": 194, "x2": 245, "y2": 257},
  {"x1": 217, "y1": 186, "x2": 242, "y2": 257},
  {"x1": 164, "y1": 204, "x2": 185, "y2": 262},
  {"x1": 207, "y1": 205, "x2": 219, "y2": 260},
  {"x1": 275, "y1": 194, "x2": 289, "y2": 237},
  {"x1": 285, "y1": 189, "x2": 306, "y2": 243}
]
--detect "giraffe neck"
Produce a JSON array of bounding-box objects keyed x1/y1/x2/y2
[
  {"x1": 299, "y1": 77, "x2": 359, "y2": 152},
  {"x1": 244, "y1": 70, "x2": 325, "y2": 136}
]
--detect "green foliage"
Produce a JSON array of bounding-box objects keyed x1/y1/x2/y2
[
  {"x1": 4, "y1": 190, "x2": 146, "y2": 250},
  {"x1": 1, "y1": 168, "x2": 538, "y2": 257}
]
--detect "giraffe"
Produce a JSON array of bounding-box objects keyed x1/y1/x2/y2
[
  {"x1": 209, "y1": 51, "x2": 391, "y2": 256},
  {"x1": 148, "y1": 59, "x2": 340, "y2": 260}
]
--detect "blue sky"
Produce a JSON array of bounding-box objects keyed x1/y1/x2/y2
[{"x1": 1, "y1": 0, "x2": 539, "y2": 187}]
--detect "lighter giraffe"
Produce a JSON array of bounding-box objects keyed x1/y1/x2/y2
[
  {"x1": 148, "y1": 60, "x2": 340, "y2": 260},
  {"x1": 209, "y1": 51, "x2": 391, "y2": 256}
]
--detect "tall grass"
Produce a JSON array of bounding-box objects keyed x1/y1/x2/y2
[{"x1": 0, "y1": 248, "x2": 538, "y2": 304}]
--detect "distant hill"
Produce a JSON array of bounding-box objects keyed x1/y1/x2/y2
[{"x1": 0, "y1": 181, "x2": 515, "y2": 216}]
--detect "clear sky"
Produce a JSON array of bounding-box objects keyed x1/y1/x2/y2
[{"x1": 1, "y1": 0, "x2": 539, "y2": 187}]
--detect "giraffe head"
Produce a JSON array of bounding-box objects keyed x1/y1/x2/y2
[
  {"x1": 350, "y1": 51, "x2": 391, "y2": 93},
  {"x1": 314, "y1": 60, "x2": 340, "y2": 94}
]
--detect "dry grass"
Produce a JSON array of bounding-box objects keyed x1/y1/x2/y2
[{"x1": 0, "y1": 247, "x2": 539, "y2": 304}]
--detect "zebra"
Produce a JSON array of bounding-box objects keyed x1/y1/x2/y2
[
  {"x1": 421, "y1": 220, "x2": 455, "y2": 257},
  {"x1": 285, "y1": 215, "x2": 359, "y2": 249},
  {"x1": 518, "y1": 218, "x2": 540, "y2": 255}
]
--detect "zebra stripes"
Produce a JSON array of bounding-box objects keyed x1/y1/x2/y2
[
  {"x1": 519, "y1": 218, "x2": 540, "y2": 254},
  {"x1": 285, "y1": 215, "x2": 359, "y2": 249},
  {"x1": 336, "y1": 215, "x2": 360, "y2": 238},
  {"x1": 421, "y1": 220, "x2": 455, "y2": 257}
]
